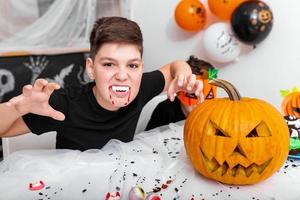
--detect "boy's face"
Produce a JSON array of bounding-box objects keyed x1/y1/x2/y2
[{"x1": 86, "y1": 42, "x2": 143, "y2": 111}]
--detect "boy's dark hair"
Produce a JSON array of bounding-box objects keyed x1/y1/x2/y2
[
  {"x1": 89, "y1": 17, "x2": 143, "y2": 60},
  {"x1": 186, "y1": 55, "x2": 214, "y2": 75}
]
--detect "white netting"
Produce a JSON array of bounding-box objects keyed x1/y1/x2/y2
[{"x1": 0, "y1": 0, "x2": 131, "y2": 54}]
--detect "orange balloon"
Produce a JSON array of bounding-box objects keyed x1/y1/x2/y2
[
  {"x1": 208, "y1": 0, "x2": 245, "y2": 20},
  {"x1": 174, "y1": 0, "x2": 207, "y2": 31}
]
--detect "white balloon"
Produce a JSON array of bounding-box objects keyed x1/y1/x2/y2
[{"x1": 202, "y1": 22, "x2": 241, "y2": 63}]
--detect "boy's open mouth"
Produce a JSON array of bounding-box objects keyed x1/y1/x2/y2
[{"x1": 109, "y1": 85, "x2": 130, "y2": 98}]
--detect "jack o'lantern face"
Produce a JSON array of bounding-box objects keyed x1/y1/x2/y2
[
  {"x1": 184, "y1": 88, "x2": 289, "y2": 185},
  {"x1": 201, "y1": 120, "x2": 273, "y2": 178},
  {"x1": 259, "y1": 10, "x2": 272, "y2": 24},
  {"x1": 281, "y1": 92, "x2": 300, "y2": 118},
  {"x1": 178, "y1": 77, "x2": 217, "y2": 106}
]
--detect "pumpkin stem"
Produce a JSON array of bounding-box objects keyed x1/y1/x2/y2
[{"x1": 209, "y1": 79, "x2": 241, "y2": 101}]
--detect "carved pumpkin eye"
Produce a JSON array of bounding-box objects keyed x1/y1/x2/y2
[
  {"x1": 246, "y1": 129, "x2": 258, "y2": 137},
  {"x1": 215, "y1": 129, "x2": 227, "y2": 137}
]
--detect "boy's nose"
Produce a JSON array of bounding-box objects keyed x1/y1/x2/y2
[{"x1": 115, "y1": 68, "x2": 128, "y2": 81}]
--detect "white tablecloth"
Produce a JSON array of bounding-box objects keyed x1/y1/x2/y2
[{"x1": 0, "y1": 122, "x2": 300, "y2": 200}]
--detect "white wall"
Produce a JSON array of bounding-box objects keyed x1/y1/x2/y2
[{"x1": 131, "y1": 0, "x2": 300, "y2": 110}]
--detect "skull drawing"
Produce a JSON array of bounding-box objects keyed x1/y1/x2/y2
[{"x1": 0, "y1": 69, "x2": 15, "y2": 102}]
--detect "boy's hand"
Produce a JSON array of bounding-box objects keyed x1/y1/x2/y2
[
  {"x1": 5, "y1": 79, "x2": 65, "y2": 121},
  {"x1": 167, "y1": 74, "x2": 204, "y2": 102}
]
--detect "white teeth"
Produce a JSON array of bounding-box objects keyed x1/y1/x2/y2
[{"x1": 112, "y1": 86, "x2": 129, "y2": 92}]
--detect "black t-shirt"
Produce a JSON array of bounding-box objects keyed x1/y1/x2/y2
[
  {"x1": 23, "y1": 70, "x2": 165, "y2": 151},
  {"x1": 145, "y1": 97, "x2": 186, "y2": 131}
]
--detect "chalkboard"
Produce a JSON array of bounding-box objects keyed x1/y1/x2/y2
[
  {"x1": 0, "y1": 52, "x2": 91, "y2": 159},
  {"x1": 0, "y1": 52, "x2": 91, "y2": 102}
]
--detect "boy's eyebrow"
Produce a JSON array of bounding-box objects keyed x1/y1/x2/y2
[
  {"x1": 99, "y1": 57, "x2": 116, "y2": 61},
  {"x1": 99, "y1": 57, "x2": 142, "y2": 62},
  {"x1": 128, "y1": 58, "x2": 142, "y2": 62}
]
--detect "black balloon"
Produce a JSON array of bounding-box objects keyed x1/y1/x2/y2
[{"x1": 231, "y1": 0, "x2": 273, "y2": 45}]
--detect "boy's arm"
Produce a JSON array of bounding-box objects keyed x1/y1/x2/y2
[
  {"x1": 0, "y1": 103, "x2": 30, "y2": 137},
  {"x1": 0, "y1": 79, "x2": 65, "y2": 137},
  {"x1": 159, "y1": 60, "x2": 204, "y2": 102}
]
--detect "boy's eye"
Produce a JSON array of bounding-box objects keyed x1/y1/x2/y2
[
  {"x1": 128, "y1": 64, "x2": 139, "y2": 69},
  {"x1": 103, "y1": 62, "x2": 114, "y2": 67}
]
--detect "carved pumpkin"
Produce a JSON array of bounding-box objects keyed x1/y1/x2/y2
[
  {"x1": 178, "y1": 65, "x2": 218, "y2": 107},
  {"x1": 178, "y1": 77, "x2": 217, "y2": 106},
  {"x1": 184, "y1": 79, "x2": 289, "y2": 185},
  {"x1": 281, "y1": 90, "x2": 300, "y2": 118}
]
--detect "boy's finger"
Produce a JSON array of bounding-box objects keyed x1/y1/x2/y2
[
  {"x1": 44, "y1": 83, "x2": 60, "y2": 96},
  {"x1": 49, "y1": 108, "x2": 65, "y2": 121},
  {"x1": 33, "y1": 79, "x2": 48, "y2": 91},
  {"x1": 177, "y1": 74, "x2": 185, "y2": 87},
  {"x1": 22, "y1": 85, "x2": 33, "y2": 97},
  {"x1": 194, "y1": 80, "x2": 204, "y2": 96},
  {"x1": 168, "y1": 92, "x2": 175, "y2": 102},
  {"x1": 167, "y1": 84, "x2": 176, "y2": 102},
  {"x1": 186, "y1": 74, "x2": 196, "y2": 91},
  {"x1": 199, "y1": 91, "x2": 204, "y2": 103}
]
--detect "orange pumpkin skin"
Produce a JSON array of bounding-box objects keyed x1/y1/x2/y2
[
  {"x1": 178, "y1": 79, "x2": 217, "y2": 106},
  {"x1": 184, "y1": 80, "x2": 289, "y2": 185},
  {"x1": 281, "y1": 92, "x2": 300, "y2": 118}
]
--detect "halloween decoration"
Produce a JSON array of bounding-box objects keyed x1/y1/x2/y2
[
  {"x1": 284, "y1": 115, "x2": 300, "y2": 155},
  {"x1": 128, "y1": 186, "x2": 145, "y2": 200},
  {"x1": 231, "y1": 0, "x2": 273, "y2": 45},
  {"x1": 105, "y1": 192, "x2": 121, "y2": 200},
  {"x1": 203, "y1": 23, "x2": 241, "y2": 63},
  {"x1": 208, "y1": 0, "x2": 245, "y2": 21},
  {"x1": 184, "y1": 79, "x2": 289, "y2": 185},
  {"x1": 145, "y1": 194, "x2": 161, "y2": 200},
  {"x1": 178, "y1": 67, "x2": 218, "y2": 106},
  {"x1": 0, "y1": 68, "x2": 15, "y2": 102},
  {"x1": 281, "y1": 86, "x2": 300, "y2": 118},
  {"x1": 29, "y1": 181, "x2": 45, "y2": 191},
  {"x1": 174, "y1": 0, "x2": 207, "y2": 31}
]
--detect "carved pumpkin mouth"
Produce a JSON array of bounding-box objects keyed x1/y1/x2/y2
[
  {"x1": 185, "y1": 92, "x2": 197, "y2": 99},
  {"x1": 201, "y1": 149, "x2": 272, "y2": 177}
]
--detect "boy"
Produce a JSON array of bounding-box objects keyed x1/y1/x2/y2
[
  {"x1": 145, "y1": 56, "x2": 215, "y2": 131},
  {"x1": 0, "y1": 17, "x2": 203, "y2": 151}
]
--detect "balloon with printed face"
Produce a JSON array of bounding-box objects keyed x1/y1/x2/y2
[
  {"x1": 202, "y1": 22, "x2": 241, "y2": 63},
  {"x1": 174, "y1": 0, "x2": 207, "y2": 31},
  {"x1": 208, "y1": 0, "x2": 245, "y2": 20},
  {"x1": 231, "y1": 0, "x2": 273, "y2": 45}
]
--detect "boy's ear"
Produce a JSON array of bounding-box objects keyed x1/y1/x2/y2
[{"x1": 86, "y1": 58, "x2": 95, "y2": 80}]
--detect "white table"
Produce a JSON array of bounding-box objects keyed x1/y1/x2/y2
[{"x1": 0, "y1": 122, "x2": 299, "y2": 200}]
